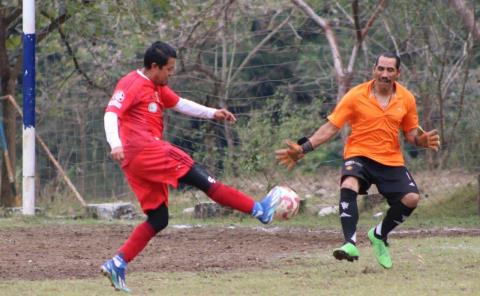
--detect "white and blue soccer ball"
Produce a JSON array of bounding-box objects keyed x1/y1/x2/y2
[{"x1": 273, "y1": 185, "x2": 300, "y2": 220}]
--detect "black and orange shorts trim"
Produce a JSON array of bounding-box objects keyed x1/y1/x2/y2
[{"x1": 341, "y1": 156, "x2": 419, "y2": 205}]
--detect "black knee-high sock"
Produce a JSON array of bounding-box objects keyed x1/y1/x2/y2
[
  {"x1": 339, "y1": 188, "x2": 359, "y2": 245},
  {"x1": 375, "y1": 202, "x2": 414, "y2": 240}
]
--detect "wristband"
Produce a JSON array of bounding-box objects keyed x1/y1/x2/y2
[
  {"x1": 297, "y1": 137, "x2": 314, "y2": 153},
  {"x1": 297, "y1": 137, "x2": 308, "y2": 145},
  {"x1": 415, "y1": 126, "x2": 426, "y2": 147}
]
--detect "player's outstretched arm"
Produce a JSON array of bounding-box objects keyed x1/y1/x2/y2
[
  {"x1": 308, "y1": 121, "x2": 340, "y2": 148},
  {"x1": 172, "y1": 98, "x2": 218, "y2": 119},
  {"x1": 172, "y1": 98, "x2": 237, "y2": 123},
  {"x1": 275, "y1": 121, "x2": 339, "y2": 170},
  {"x1": 275, "y1": 140, "x2": 304, "y2": 170}
]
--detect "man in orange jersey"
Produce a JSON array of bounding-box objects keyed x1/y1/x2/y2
[{"x1": 275, "y1": 52, "x2": 440, "y2": 269}]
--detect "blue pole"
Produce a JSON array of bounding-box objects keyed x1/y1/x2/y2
[
  {"x1": 22, "y1": 0, "x2": 36, "y2": 215},
  {"x1": 23, "y1": 35, "x2": 35, "y2": 128}
]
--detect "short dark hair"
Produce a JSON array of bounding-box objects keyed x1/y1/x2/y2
[
  {"x1": 144, "y1": 41, "x2": 177, "y2": 69},
  {"x1": 374, "y1": 52, "x2": 401, "y2": 70}
]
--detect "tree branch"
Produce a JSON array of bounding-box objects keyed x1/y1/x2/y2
[
  {"x1": 5, "y1": 8, "x2": 21, "y2": 26},
  {"x1": 347, "y1": 0, "x2": 386, "y2": 73},
  {"x1": 57, "y1": 27, "x2": 110, "y2": 95},
  {"x1": 36, "y1": 13, "x2": 72, "y2": 44},
  {"x1": 447, "y1": 0, "x2": 480, "y2": 41},
  {"x1": 38, "y1": 9, "x2": 109, "y2": 95},
  {"x1": 178, "y1": 0, "x2": 224, "y2": 50},
  {"x1": 229, "y1": 13, "x2": 292, "y2": 83},
  {"x1": 352, "y1": 0, "x2": 362, "y2": 41},
  {"x1": 360, "y1": 0, "x2": 386, "y2": 39},
  {"x1": 449, "y1": 41, "x2": 471, "y2": 140},
  {"x1": 291, "y1": 0, "x2": 344, "y2": 78},
  {"x1": 36, "y1": 2, "x2": 94, "y2": 44}
]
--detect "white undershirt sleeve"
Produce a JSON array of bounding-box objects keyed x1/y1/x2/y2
[
  {"x1": 104, "y1": 112, "x2": 122, "y2": 149},
  {"x1": 172, "y1": 98, "x2": 217, "y2": 119}
]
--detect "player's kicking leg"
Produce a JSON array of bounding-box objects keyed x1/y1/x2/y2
[
  {"x1": 251, "y1": 185, "x2": 283, "y2": 224},
  {"x1": 179, "y1": 164, "x2": 282, "y2": 224}
]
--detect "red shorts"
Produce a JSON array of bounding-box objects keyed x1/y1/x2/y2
[{"x1": 122, "y1": 141, "x2": 193, "y2": 213}]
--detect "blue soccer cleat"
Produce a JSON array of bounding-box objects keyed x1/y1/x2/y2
[
  {"x1": 101, "y1": 254, "x2": 131, "y2": 293},
  {"x1": 252, "y1": 186, "x2": 282, "y2": 224}
]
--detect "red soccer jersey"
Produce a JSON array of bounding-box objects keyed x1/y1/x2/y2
[{"x1": 105, "y1": 70, "x2": 180, "y2": 162}]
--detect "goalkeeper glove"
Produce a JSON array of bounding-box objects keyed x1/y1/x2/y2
[
  {"x1": 415, "y1": 126, "x2": 441, "y2": 152},
  {"x1": 275, "y1": 137, "x2": 313, "y2": 170}
]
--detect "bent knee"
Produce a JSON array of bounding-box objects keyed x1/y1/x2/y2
[
  {"x1": 146, "y1": 203, "x2": 169, "y2": 233},
  {"x1": 401, "y1": 192, "x2": 420, "y2": 208},
  {"x1": 341, "y1": 176, "x2": 360, "y2": 192},
  {"x1": 147, "y1": 216, "x2": 168, "y2": 234}
]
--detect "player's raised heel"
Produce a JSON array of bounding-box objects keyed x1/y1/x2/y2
[
  {"x1": 255, "y1": 186, "x2": 282, "y2": 224},
  {"x1": 333, "y1": 242, "x2": 360, "y2": 262},
  {"x1": 100, "y1": 254, "x2": 131, "y2": 293}
]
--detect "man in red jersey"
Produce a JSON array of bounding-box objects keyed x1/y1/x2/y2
[{"x1": 101, "y1": 41, "x2": 281, "y2": 292}]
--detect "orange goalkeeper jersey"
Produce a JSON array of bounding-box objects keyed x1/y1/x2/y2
[{"x1": 327, "y1": 80, "x2": 418, "y2": 166}]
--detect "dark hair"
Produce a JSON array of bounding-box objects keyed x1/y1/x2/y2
[
  {"x1": 374, "y1": 52, "x2": 401, "y2": 69},
  {"x1": 144, "y1": 41, "x2": 177, "y2": 69}
]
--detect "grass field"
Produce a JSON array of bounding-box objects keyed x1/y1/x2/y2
[
  {"x1": 0, "y1": 184, "x2": 478, "y2": 296},
  {"x1": 1, "y1": 235, "x2": 479, "y2": 296}
]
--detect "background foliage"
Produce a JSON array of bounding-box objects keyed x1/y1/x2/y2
[{"x1": 0, "y1": 0, "x2": 478, "y2": 208}]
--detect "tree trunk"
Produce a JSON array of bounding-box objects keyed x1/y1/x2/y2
[
  {"x1": 0, "y1": 3, "x2": 86, "y2": 207},
  {"x1": 291, "y1": 0, "x2": 385, "y2": 145},
  {"x1": 0, "y1": 11, "x2": 21, "y2": 207},
  {"x1": 1, "y1": 79, "x2": 18, "y2": 207}
]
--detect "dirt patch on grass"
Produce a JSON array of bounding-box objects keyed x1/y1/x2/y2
[{"x1": 0, "y1": 224, "x2": 479, "y2": 281}]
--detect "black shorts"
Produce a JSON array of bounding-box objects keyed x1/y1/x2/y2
[{"x1": 341, "y1": 156, "x2": 419, "y2": 205}]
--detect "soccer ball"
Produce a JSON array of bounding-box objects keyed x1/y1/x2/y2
[{"x1": 273, "y1": 186, "x2": 301, "y2": 220}]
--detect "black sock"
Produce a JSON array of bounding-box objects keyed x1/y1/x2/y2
[
  {"x1": 375, "y1": 202, "x2": 414, "y2": 239},
  {"x1": 339, "y1": 188, "x2": 359, "y2": 245}
]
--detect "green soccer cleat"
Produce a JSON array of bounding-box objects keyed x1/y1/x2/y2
[
  {"x1": 368, "y1": 228, "x2": 392, "y2": 269},
  {"x1": 333, "y1": 242, "x2": 359, "y2": 262}
]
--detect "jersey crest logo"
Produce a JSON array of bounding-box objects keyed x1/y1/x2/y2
[
  {"x1": 108, "y1": 90, "x2": 125, "y2": 108},
  {"x1": 148, "y1": 102, "x2": 158, "y2": 113},
  {"x1": 112, "y1": 90, "x2": 125, "y2": 102}
]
